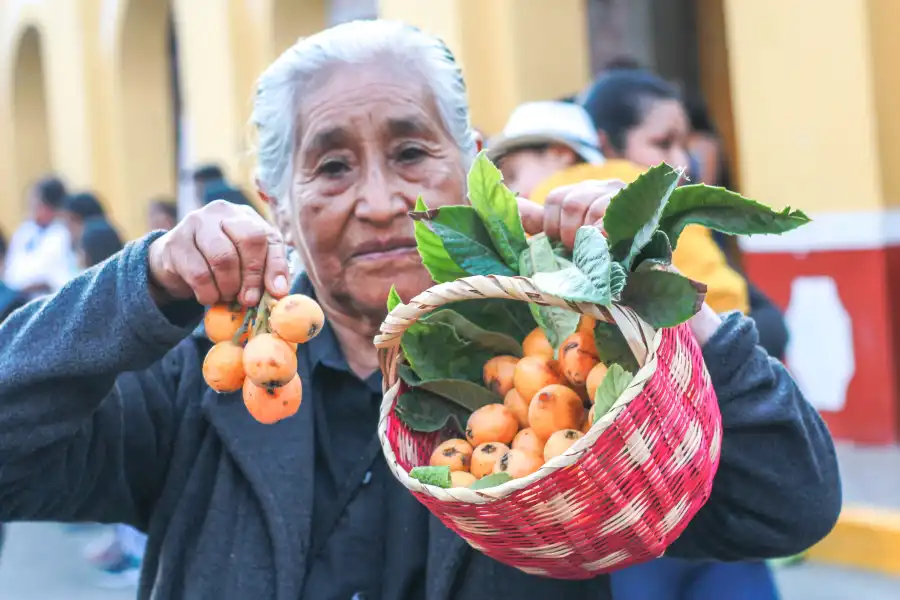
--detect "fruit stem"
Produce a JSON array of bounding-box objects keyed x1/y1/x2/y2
[
  {"x1": 254, "y1": 292, "x2": 274, "y2": 336},
  {"x1": 232, "y1": 307, "x2": 257, "y2": 346}
]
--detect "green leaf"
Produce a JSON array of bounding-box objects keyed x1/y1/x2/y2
[
  {"x1": 449, "y1": 299, "x2": 535, "y2": 344},
  {"x1": 603, "y1": 164, "x2": 682, "y2": 269},
  {"x1": 620, "y1": 270, "x2": 708, "y2": 328},
  {"x1": 398, "y1": 363, "x2": 503, "y2": 413},
  {"x1": 421, "y1": 310, "x2": 523, "y2": 357},
  {"x1": 518, "y1": 235, "x2": 579, "y2": 352},
  {"x1": 610, "y1": 263, "x2": 627, "y2": 300},
  {"x1": 430, "y1": 222, "x2": 516, "y2": 277},
  {"x1": 409, "y1": 465, "x2": 452, "y2": 488},
  {"x1": 387, "y1": 285, "x2": 403, "y2": 312},
  {"x1": 410, "y1": 205, "x2": 515, "y2": 277},
  {"x1": 413, "y1": 197, "x2": 469, "y2": 284},
  {"x1": 633, "y1": 230, "x2": 673, "y2": 270},
  {"x1": 468, "y1": 472, "x2": 513, "y2": 490},
  {"x1": 593, "y1": 321, "x2": 641, "y2": 373},
  {"x1": 467, "y1": 152, "x2": 528, "y2": 270},
  {"x1": 394, "y1": 388, "x2": 469, "y2": 434},
  {"x1": 659, "y1": 185, "x2": 811, "y2": 249},
  {"x1": 592, "y1": 364, "x2": 634, "y2": 423},
  {"x1": 533, "y1": 268, "x2": 608, "y2": 304},
  {"x1": 401, "y1": 309, "x2": 521, "y2": 383}
]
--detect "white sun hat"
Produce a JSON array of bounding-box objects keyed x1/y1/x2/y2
[{"x1": 486, "y1": 101, "x2": 605, "y2": 165}]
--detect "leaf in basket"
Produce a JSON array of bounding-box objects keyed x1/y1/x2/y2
[
  {"x1": 398, "y1": 364, "x2": 502, "y2": 413},
  {"x1": 410, "y1": 203, "x2": 516, "y2": 278},
  {"x1": 421, "y1": 310, "x2": 523, "y2": 357},
  {"x1": 603, "y1": 164, "x2": 682, "y2": 270},
  {"x1": 593, "y1": 321, "x2": 641, "y2": 374},
  {"x1": 573, "y1": 226, "x2": 627, "y2": 304},
  {"x1": 620, "y1": 270, "x2": 708, "y2": 328},
  {"x1": 632, "y1": 230, "x2": 673, "y2": 271},
  {"x1": 409, "y1": 465, "x2": 452, "y2": 488},
  {"x1": 449, "y1": 299, "x2": 534, "y2": 344},
  {"x1": 592, "y1": 364, "x2": 634, "y2": 423},
  {"x1": 468, "y1": 472, "x2": 512, "y2": 490},
  {"x1": 658, "y1": 184, "x2": 811, "y2": 250},
  {"x1": 518, "y1": 234, "x2": 579, "y2": 353},
  {"x1": 401, "y1": 309, "x2": 520, "y2": 383},
  {"x1": 467, "y1": 152, "x2": 529, "y2": 270},
  {"x1": 387, "y1": 285, "x2": 403, "y2": 312},
  {"x1": 412, "y1": 197, "x2": 470, "y2": 284},
  {"x1": 394, "y1": 388, "x2": 469, "y2": 434}
]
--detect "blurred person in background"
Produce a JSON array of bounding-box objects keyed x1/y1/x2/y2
[
  {"x1": 62, "y1": 191, "x2": 107, "y2": 251},
  {"x1": 148, "y1": 197, "x2": 179, "y2": 231},
  {"x1": 684, "y1": 94, "x2": 789, "y2": 361},
  {"x1": 574, "y1": 69, "x2": 781, "y2": 600},
  {"x1": 192, "y1": 163, "x2": 226, "y2": 208},
  {"x1": 4, "y1": 175, "x2": 77, "y2": 298}
]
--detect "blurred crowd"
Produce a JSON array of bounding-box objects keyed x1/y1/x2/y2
[{"x1": 0, "y1": 57, "x2": 790, "y2": 599}]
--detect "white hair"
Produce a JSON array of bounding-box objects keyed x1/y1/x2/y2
[{"x1": 251, "y1": 19, "x2": 477, "y2": 205}]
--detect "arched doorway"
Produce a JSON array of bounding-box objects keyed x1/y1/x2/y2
[
  {"x1": 117, "y1": 0, "x2": 180, "y2": 236},
  {"x1": 11, "y1": 25, "x2": 52, "y2": 215}
]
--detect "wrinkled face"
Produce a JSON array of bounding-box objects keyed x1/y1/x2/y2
[
  {"x1": 497, "y1": 145, "x2": 578, "y2": 198},
  {"x1": 620, "y1": 98, "x2": 690, "y2": 172},
  {"x1": 285, "y1": 62, "x2": 467, "y2": 321}
]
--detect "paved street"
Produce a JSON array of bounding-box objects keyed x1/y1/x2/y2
[{"x1": 0, "y1": 522, "x2": 897, "y2": 599}]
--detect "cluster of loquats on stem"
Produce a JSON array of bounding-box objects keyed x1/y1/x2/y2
[
  {"x1": 201, "y1": 292, "x2": 325, "y2": 424},
  {"x1": 410, "y1": 315, "x2": 613, "y2": 491}
]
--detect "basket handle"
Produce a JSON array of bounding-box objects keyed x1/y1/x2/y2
[{"x1": 373, "y1": 275, "x2": 656, "y2": 385}]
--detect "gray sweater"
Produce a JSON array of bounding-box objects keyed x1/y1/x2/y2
[{"x1": 0, "y1": 234, "x2": 841, "y2": 599}]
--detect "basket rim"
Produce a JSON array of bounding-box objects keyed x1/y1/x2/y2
[{"x1": 377, "y1": 325, "x2": 665, "y2": 504}]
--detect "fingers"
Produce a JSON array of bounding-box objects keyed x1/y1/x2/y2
[
  {"x1": 517, "y1": 198, "x2": 545, "y2": 236},
  {"x1": 558, "y1": 191, "x2": 593, "y2": 250},
  {"x1": 194, "y1": 224, "x2": 241, "y2": 302},
  {"x1": 221, "y1": 214, "x2": 270, "y2": 306},
  {"x1": 173, "y1": 242, "x2": 220, "y2": 306},
  {"x1": 263, "y1": 232, "x2": 291, "y2": 299}
]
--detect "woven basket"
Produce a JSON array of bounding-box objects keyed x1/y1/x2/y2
[{"x1": 375, "y1": 274, "x2": 722, "y2": 579}]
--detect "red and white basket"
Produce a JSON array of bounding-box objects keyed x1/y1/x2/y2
[{"x1": 374, "y1": 274, "x2": 722, "y2": 580}]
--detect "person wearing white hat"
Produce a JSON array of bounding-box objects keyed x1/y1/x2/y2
[{"x1": 486, "y1": 101, "x2": 604, "y2": 197}]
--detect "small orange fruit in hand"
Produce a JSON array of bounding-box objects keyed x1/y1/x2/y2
[
  {"x1": 493, "y1": 449, "x2": 543, "y2": 479},
  {"x1": 512, "y1": 427, "x2": 545, "y2": 456},
  {"x1": 269, "y1": 294, "x2": 325, "y2": 344},
  {"x1": 559, "y1": 331, "x2": 600, "y2": 387},
  {"x1": 543, "y1": 429, "x2": 584, "y2": 462},
  {"x1": 528, "y1": 384, "x2": 585, "y2": 440},
  {"x1": 429, "y1": 439, "x2": 473, "y2": 472},
  {"x1": 203, "y1": 341, "x2": 246, "y2": 393},
  {"x1": 483, "y1": 356, "x2": 519, "y2": 397},
  {"x1": 204, "y1": 303, "x2": 248, "y2": 343},
  {"x1": 503, "y1": 389, "x2": 530, "y2": 429},
  {"x1": 243, "y1": 333, "x2": 298, "y2": 387},
  {"x1": 523, "y1": 328, "x2": 554, "y2": 359},
  {"x1": 242, "y1": 374, "x2": 302, "y2": 424},
  {"x1": 450, "y1": 471, "x2": 477, "y2": 488},
  {"x1": 470, "y1": 442, "x2": 510, "y2": 479},
  {"x1": 513, "y1": 356, "x2": 564, "y2": 404},
  {"x1": 465, "y1": 404, "x2": 519, "y2": 447}
]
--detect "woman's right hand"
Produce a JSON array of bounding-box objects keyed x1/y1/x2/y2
[{"x1": 147, "y1": 200, "x2": 291, "y2": 307}]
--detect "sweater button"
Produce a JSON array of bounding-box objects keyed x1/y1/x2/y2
[
  {"x1": 361, "y1": 470, "x2": 373, "y2": 485},
  {"x1": 351, "y1": 593, "x2": 368, "y2": 600}
]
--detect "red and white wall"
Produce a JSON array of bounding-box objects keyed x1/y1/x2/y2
[{"x1": 742, "y1": 211, "x2": 900, "y2": 445}]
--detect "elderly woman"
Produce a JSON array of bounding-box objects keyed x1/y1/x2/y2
[{"x1": 0, "y1": 21, "x2": 838, "y2": 600}]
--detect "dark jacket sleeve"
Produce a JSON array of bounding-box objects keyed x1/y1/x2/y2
[
  {"x1": 666, "y1": 312, "x2": 841, "y2": 560},
  {"x1": 748, "y1": 284, "x2": 789, "y2": 361},
  {"x1": 0, "y1": 234, "x2": 204, "y2": 528}
]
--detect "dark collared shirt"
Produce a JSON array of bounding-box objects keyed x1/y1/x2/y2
[{"x1": 298, "y1": 286, "x2": 388, "y2": 600}]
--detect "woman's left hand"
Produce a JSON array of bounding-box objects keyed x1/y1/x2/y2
[{"x1": 517, "y1": 179, "x2": 628, "y2": 249}]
